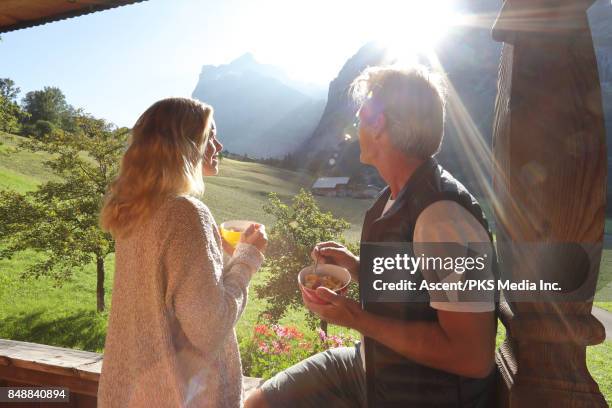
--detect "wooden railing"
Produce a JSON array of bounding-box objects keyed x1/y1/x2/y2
[{"x1": 0, "y1": 339, "x2": 262, "y2": 407}]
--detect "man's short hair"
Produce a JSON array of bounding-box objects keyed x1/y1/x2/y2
[{"x1": 351, "y1": 65, "x2": 446, "y2": 159}]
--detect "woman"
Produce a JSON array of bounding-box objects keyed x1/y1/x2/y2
[{"x1": 98, "y1": 97, "x2": 267, "y2": 408}]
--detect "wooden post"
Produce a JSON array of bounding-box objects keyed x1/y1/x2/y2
[{"x1": 491, "y1": 0, "x2": 607, "y2": 406}]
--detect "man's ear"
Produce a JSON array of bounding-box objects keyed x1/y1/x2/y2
[{"x1": 371, "y1": 113, "x2": 386, "y2": 139}]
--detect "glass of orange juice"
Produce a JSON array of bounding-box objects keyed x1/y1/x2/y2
[{"x1": 219, "y1": 220, "x2": 256, "y2": 248}]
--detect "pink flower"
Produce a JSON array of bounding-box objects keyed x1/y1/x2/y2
[
  {"x1": 258, "y1": 341, "x2": 270, "y2": 353},
  {"x1": 273, "y1": 325, "x2": 287, "y2": 338},
  {"x1": 317, "y1": 328, "x2": 327, "y2": 342},
  {"x1": 272, "y1": 340, "x2": 283, "y2": 354},
  {"x1": 329, "y1": 335, "x2": 343, "y2": 348}
]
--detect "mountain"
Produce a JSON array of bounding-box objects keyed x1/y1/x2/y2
[
  {"x1": 192, "y1": 53, "x2": 326, "y2": 158},
  {"x1": 298, "y1": 0, "x2": 612, "y2": 196},
  {"x1": 295, "y1": 42, "x2": 392, "y2": 183}
]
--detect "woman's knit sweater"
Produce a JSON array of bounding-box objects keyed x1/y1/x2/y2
[{"x1": 98, "y1": 195, "x2": 264, "y2": 407}]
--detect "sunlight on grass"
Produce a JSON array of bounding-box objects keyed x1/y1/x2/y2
[{"x1": 588, "y1": 341, "x2": 612, "y2": 405}]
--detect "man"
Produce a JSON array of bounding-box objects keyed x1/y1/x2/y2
[{"x1": 246, "y1": 65, "x2": 497, "y2": 408}]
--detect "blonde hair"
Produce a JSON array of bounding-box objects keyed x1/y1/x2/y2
[
  {"x1": 100, "y1": 97, "x2": 213, "y2": 238},
  {"x1": 351, "y1": 65, "x2": 446, "y2": 159}
]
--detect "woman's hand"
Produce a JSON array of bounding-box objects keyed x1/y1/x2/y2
[
  {"x1": 311, "y1": 241, "x2": 359, "y2": 281},
  {"x1": 240, "y1": 224, "x2": 268, "y2": 253}
]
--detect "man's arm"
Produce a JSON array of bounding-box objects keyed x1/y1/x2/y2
[
  {"x1": 306, "y1": 200, "x2": 497, "y2": 378},
  {"x1": 357, "y1": 308, "x2": 496, "y2": 378},
  {"x1": 307, "y1": 288, "x2": 496, "y2": 379}
]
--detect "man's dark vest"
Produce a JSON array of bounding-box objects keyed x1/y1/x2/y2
[{"x1": 359, "y1": 158, "x2": 497, "y2": 408}]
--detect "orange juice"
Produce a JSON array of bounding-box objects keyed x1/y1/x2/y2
[{"x1": 219, "y1": 220, "x2": 255, "y2": 247}]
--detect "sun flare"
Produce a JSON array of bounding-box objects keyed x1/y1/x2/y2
[
  {"x1": 219, "y1": 0, "x2": 464, "y2": 84},
  {"x1": 368, "y1": 0, "x2": 463, "y2": 64}
]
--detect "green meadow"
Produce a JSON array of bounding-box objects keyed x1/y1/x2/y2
[
  {"x1": 0, "y1": 132, "x2": 610, "y2": 402},
  {"x1": 0, "y1": 132, "x2": 371, "y2": 344}
]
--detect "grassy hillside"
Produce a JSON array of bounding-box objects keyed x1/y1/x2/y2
[
  {"x1": 0, "y1": 133, "x2": 57, "y2": 192},
  {"x1": 0, "y1": 132, "x2": 370, "y2": 241},
  {"x1": 0, "y1": 132, "x2": 370, "y2": 344}
]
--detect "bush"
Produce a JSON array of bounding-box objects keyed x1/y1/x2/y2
[
  {"x1": 255, "y1": 190, "x2": 351, "y2": 329},
  {"x1": 20, "y1": 120, "x2": 56, "y2": 139},
  {"x1": 33, "y1": 120, "x2": 55, "y2": 139}
]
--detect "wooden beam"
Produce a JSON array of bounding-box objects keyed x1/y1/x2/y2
[
  {"x1": 0, "y1": 339, "x2": 264, "y2": 404},
  {"x1": 0, "y1": 0, "x2": 146, "y2": 34},
  {"x1": 492, "y1": 0, "x2": 607, "y2": 406},
  {"x1": 0, "y1": 339, "x2": 102, "y2": 383},
  {"x1": 0, "y1": 365, "x2": 99, "y2": 397}
]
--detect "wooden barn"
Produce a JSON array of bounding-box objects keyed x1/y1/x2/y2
[{"x1": 311, "y1": 176, "x2": 350, "y2": 197}]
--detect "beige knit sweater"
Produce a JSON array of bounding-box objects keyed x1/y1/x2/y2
[{"x1": 98, "y1": 195, "x2": 264, "y2": 408}]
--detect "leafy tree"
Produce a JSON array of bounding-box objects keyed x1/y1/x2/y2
[
  {"x1": 22, "y1": 86, "x2": 72, "y2": 128},
  {"x1": 256, "y1": 190, "x2": 352, "y2": 331},
  {"x1": 30, "y1": 120, "x2": 56, "y2": 139},
  {"x1": 0, "y1": 78, "x2": 19, "y2": 101},
  {"x1": 0, "y1": 78, "x2": 25, "y2": 133},
  {"x1": 0, "y1": 114, "x2": 129, "y2": 312}
]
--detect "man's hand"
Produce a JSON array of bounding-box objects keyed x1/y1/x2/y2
[
  {"x1": 311, "y1": 241, "x2": 360, "y2": 282},
  {"x1": 301, "y1": 286, "x2": 364, "y2": 330}
]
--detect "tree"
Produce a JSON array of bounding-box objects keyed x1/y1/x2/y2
[
  {"x1": 0, "y1": 114, "x2": 129, "y2": 312},
  {"x1": 22, "y1": 86, "x2": 71, "y2": 128},
  {"x1": 0, "y1": 78, "x2": 25, "y2": 133},
  {"x1": 0, "y1": 78, "x2": 19, "y2": 101},
  {"x1": 255, "y1": 190, "x2": 352, "y2": 331},
  {"x1": 30, "y1": 120, "x2": 56, "y2": 139}
]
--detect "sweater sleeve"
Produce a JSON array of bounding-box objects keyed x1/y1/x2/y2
[{"x1": 161, "y1": 197, "x2": 263, "y2": 355}]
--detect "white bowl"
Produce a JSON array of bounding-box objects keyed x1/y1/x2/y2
[{"x1": 298, "y1": 264, "x2": 351, "y2": 304}]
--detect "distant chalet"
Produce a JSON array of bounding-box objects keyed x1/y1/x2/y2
[{"x1": 311, "y1": 177, "x2": 379, "y2": 198}]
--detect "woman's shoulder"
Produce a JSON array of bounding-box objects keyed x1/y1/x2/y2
[
  {"x1": 168, "y1": 194, "x2": 211, "y2": 215},
  {"x1": 157, "y1": 194, "x2": 215, "y2": 231}
]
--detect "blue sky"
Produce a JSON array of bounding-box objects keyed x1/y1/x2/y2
[{"x1": 0, "y1": 0, "x2": 457, "y2": 127}]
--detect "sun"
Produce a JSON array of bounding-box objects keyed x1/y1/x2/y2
[
  {"x1": 366, "y1": 0, "x2": 463, "y2": 64},
  {"x1": 239, "y1": 0, "x2": 463, "y2": 85}
]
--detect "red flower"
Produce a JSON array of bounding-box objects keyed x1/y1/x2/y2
[
  {"x1": 254, "y1": 324, "x2": 270, "y2": 336},
  {"x1": 286, "y1": 326, "x2": 303, "y2": 339}
]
